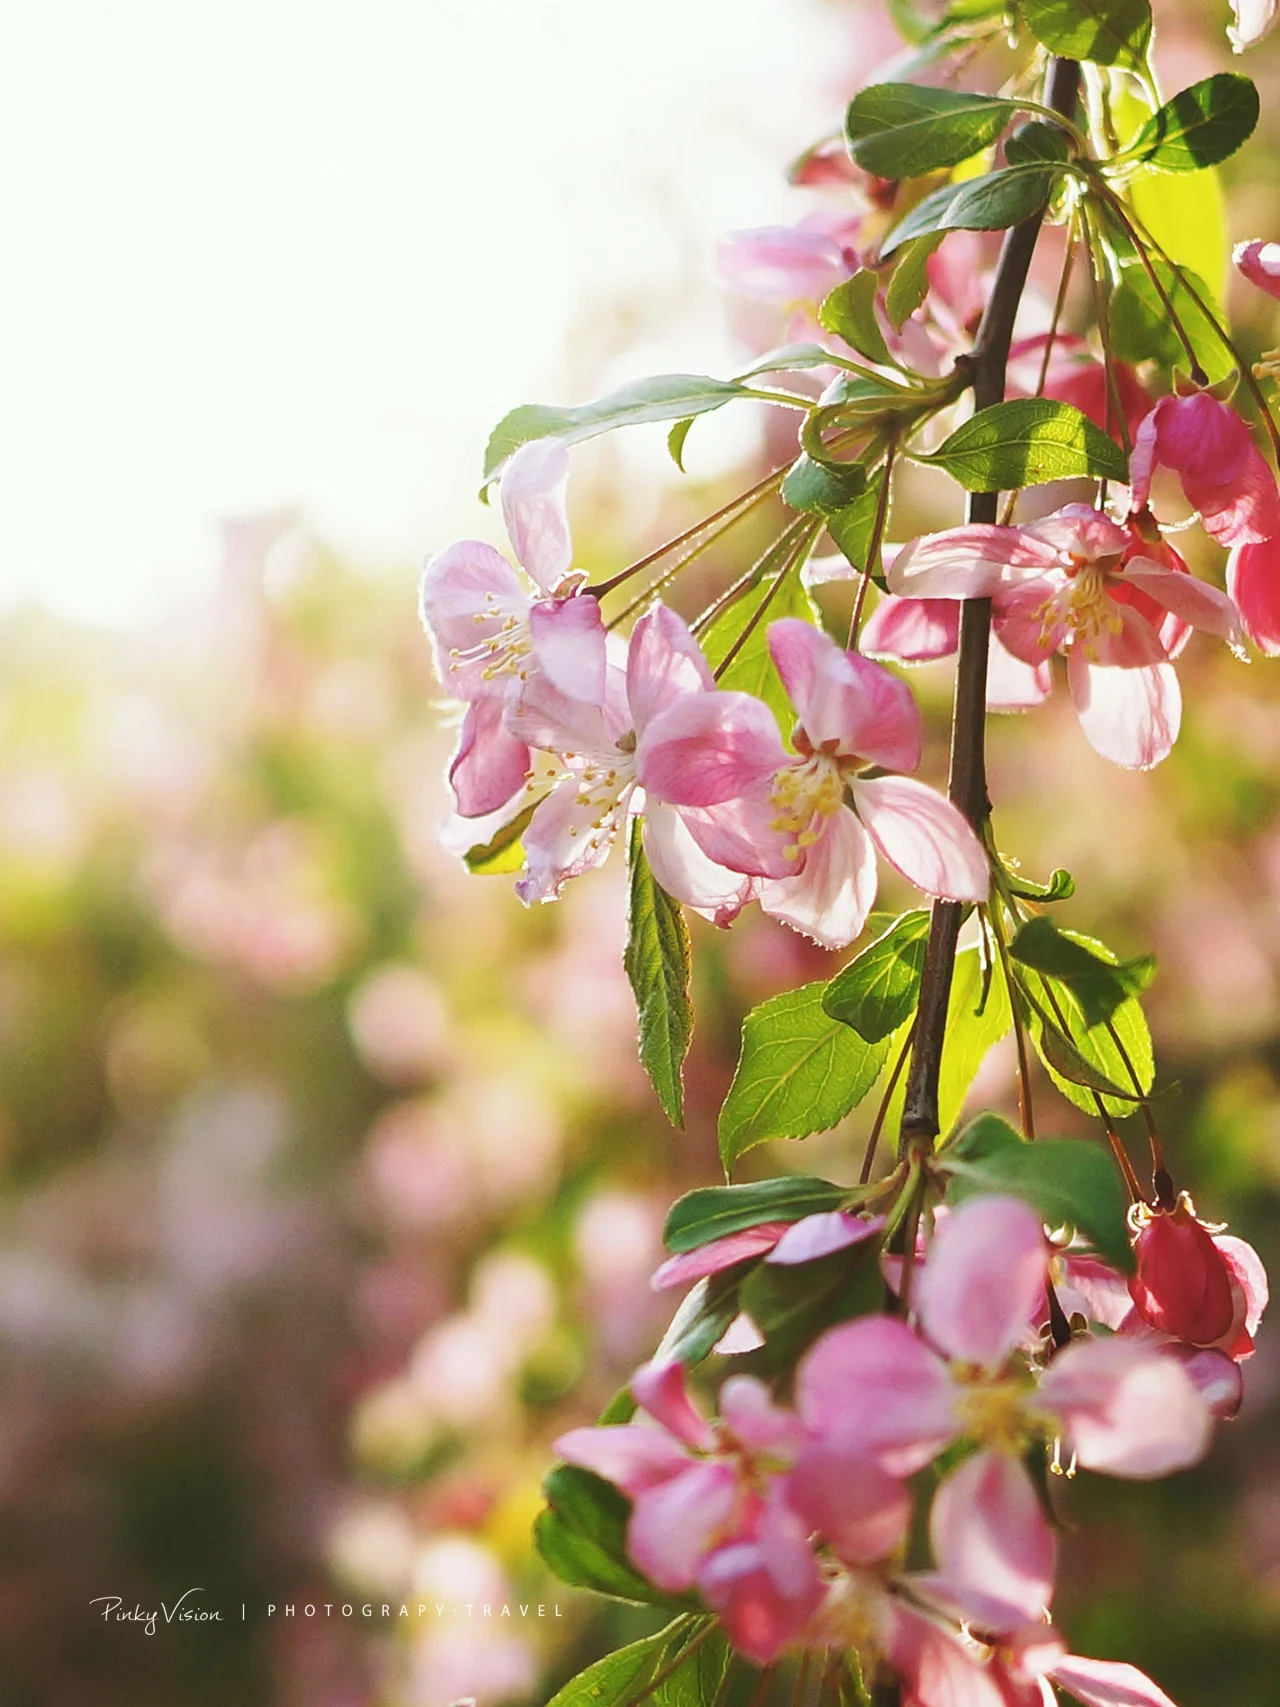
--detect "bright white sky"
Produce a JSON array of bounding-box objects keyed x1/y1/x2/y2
[{"x1": 0, "y1": 0, "x2": 871, "y2": 626}]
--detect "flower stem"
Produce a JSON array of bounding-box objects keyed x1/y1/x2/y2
[{"x1": 898, "y1": 54, "x2": 1082, "y2": 1156}]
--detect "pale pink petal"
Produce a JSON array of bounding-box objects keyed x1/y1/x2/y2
[
  {"x1": 1234, "y1": 238, "x2": 1280, "y2": 300},
  {"x1": 697, "y1": 1497, "x2": 825, "y2": 1665},
  {"x1": 514, "y1": 777, "x2": 626, "y2": 905},
  {"x1": 448, "y1": 697, "x2": 531, "y2": 818},
  {"x1": 1128, "y1": 407, "x2": 1159, "y2": 511},
  {"x1": 853, "y1": 775, "x2": 989, "y2": 904},
  {"x1": 884, "y1": 1603, "x2": 1012, "y2": 1707},
  {"x1": 554, "y1": 1423, "x2": 692, "y2": 1496},
  {"x1": 987, "y1": 634, "x2": 1053, "y2": 710},
  {"x1": 1217, "y1": 1234, "x2": 1269, "y2": 1339},
  {"x1": 1228, "y1": 537, "x2": 1280, "y2": 654},
  {"x1": 932, "y1": 1450, "x2": 1056, "y2": 1628},
  {"x1": 1049, "y1": 1656, "x2": 1179, "y2": 1707},
  {"x1": 642, "y1": 801, "x2": 755, "y2": 918},
  {"x1": 628, "y1": 1462, "x2": 740, "y2": 1591},
  {"x1": 718, "y1": 1375, "x2": 807, "y2": 1454},
  {"x1": 788, "y1": 1442, "x2": 911, "y2": 1564},
  {"x1": 717, "y1": 225, "x2": 848, "y2": 303},
  {"x1": 419, "y1": 539, "x2": 531, "y2": 698},
  {"x1": 677, "y1": 793, "x2": 795, "y2": 881},
  {"x1": 1021, "y1": 505, "x2": 1129, "y2": 560},
  {"x1": 1059, "y1": 1254, "x2": 1134, "y2": 1332},
  {"x1": 1150, "y1": 394, "x2": 1250, "y2": 488},
  {"x1": 1120, "y1": 561, "x2": 1244, "y2": 651},
  {"x1": 636, "y1": 690, "x2": 788, "y2": 808},
  {"x1": 1190, "y1": 442, "x2": 1280, "y2": 548},
  {"x1": 651, "y1": 1224, "x2": 789, "y2": 1292},
  {"x1": 768, "y1": 617, "x2": 922, "y2": 770},
  {"x1": 504, "y1": 670, "x2": 619, "y2": 761},
  {"x1": 499, "y1": 438, "x2": 572, "y2": 590},
  {"x1": 1068, "y1": 619, "x2": 1180, "y2": 771},
  {"x1": 795, "y1": 1315, "x2": 956, "y2": 1473},
  {"x1": 1039, "y1": 1336, "x2": 1212, "y2": 1478},
  {"x1": 632, "y1": 1358, "x2": 716, "y2": 1451},
  {"x1": 888, "y1": 526, "x2": 1060, "y2": 599},
  {"x1": 767, "y1": 1210, "x2": 885, "y2": 1265},
  {"x1": 993, "y1": 576, "x2": 1068, "y2": 664},
  {"x1": 714, "y1": 1312, "x2": 765, "y2": 1355},
  {"x1": 917, "y1": 1196, "x2": 1047, "y2": 1367},
  {"x1": 1164, "y1": 1344, "x2": 1244, "y2": 1418},
  {"x1": 627, "y1": 604, "x2": 715, "y2": 734},
  {"x1": 759, "y1": 807, "x2": 879, "y2": 950},
  {"x1": 527, "y1": 595, "x2": 607, "y2": 704},
  {"x1": 861, "y1": 594, "x2": 960, "y2": 663}
]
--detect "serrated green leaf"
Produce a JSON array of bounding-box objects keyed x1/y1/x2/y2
[
  {"x1": 719, "y1": 982, "x2": 891, "y2": 1170},
  {"x1": 1019, "y1": 964, "x2": 1154, "y2": 1118},
  {"x1": 653, "y1": 1628, "x2": 731, "y2": 1707},
  {"x1": 543, "y1": 1627, "x2": 673, "y2": 1707},
  {"x1": 826, "y1": 483, "x2": 885, "y2": 576},
  {"x1": 1108, "y1": 256, "x2": 1234, "y2": 385},
  {"x1": 845, "y1": 83, "x2": 1018, "y2": 179},
  {"x1": 1010, "y1": 916, "x2": 1155, "y2": 1030},
  {"x1": 782, "y1": 452, "x2": 869, "y2": 517},
  {"x1": 881, "y1": 164, "x2": 1059, "y2": 258},
  {"x1": 536, "y1": 1466, "x2": 684, "y2": 1605},
  {"x1": 823, "y1": 908, "x2": 931, "y2": 1041},
  {"x1": 733, "y1": 342, "x2": 840, "y2": 381},
  {"x1": 624, "y1": 825, "x2": 693, "y2": 1128},
  {"x1": 484, "y1": 374, "x2": 748, "y2": 478},
  {"x1": 885, "y1": 233, "x2": 945, "y2": 331},
  {"x1": 1128, "y1": 74, "x2": 1258, "y2": 173},
  {"x1": 463, "y1": 799, "x2": 538, "y2": 875},
  {"x1": 819, "y1": 272, "x2": 895, "y2": 366},
  {"x1": 1005, "y1": 120, "x2": 1071, "y2": 166},
  {"x1": 1019, "y1": 0, "x2": 1151, "y2": 68},
  {"x1": 921, "y1": 398, "x2": 1128, "y2": 490},
  {"x1": 664, "y1": 1176, "x2": 848, "y2": 1252},
  {"x1": 940, "y1": 1114, "x2": 1134, "y2": 1270},
  {"x1": 699, "y1": 556, "x2": 820, "y2": 736}
]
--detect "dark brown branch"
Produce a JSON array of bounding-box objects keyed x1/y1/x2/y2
[{"x1": 899, "y1": 57, "x2": 1082, "y2": 1154}]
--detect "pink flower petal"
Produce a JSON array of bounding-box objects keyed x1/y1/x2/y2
[
  {"x1": 419, "y1": 539, "x2": 531, "y2": 698},
  {"x1": 628, "y1": 1462, "x2": 740, "y2": 1592},
  {"x1": 448, "y1": 697, "x2": 531, "y2": 818},
  {"x1": 759, "y1": 806, "x2": 879, "y2": 950},
  {"x1": 1217, "y1": 1233, "x2": 1269, "y2": 1340},
  {"x1": 514, "y1": 776, "x2": 625, "y2": 905},
  {"x1": 1229, "y1": 0, "x2": 1280, "y2": 51},
  {"x1": 636, "y1": 690, "x2": 787, "y2": 808},
  {"x1": 852, "y1": 775, "x2": 989, "y2": 904},
  {"x1": 788, "y1": 1442, "x2": 911, "y2": 1564},
  {"x1": 1128, "y1": 1211, "x2": 1236, "y2": 1345},
  {"x1": 795, "y1": 1316, "x2": 956, "y2": 1473},
  {"x1": 677, "y1": 793, "x2": 795, "y2": 882},
  {"x1": 884, "y1": 1602, "x2": 1012, "y2": 1707},
  {"x1": 1234, "y1": 238, "x2": 1280, "y2": 301},
  {"x1": 987, "y1": 634, "x2": 1053, "y2": 710},
  {"x1": 917, "y1": 1196, "x2": 1047, "y2": 1367},
  {"x1": 1228, "y1": 536, "x2": 1280, "y2": 654},
  {"x1": 931, "y1": 1450, "x2": 1056, "y2": 1629},
  {"x1": 627, "y1": 604, "x2": 715, "y2": 735},
  {"x1": 651, "y1": 1225, "x2": 789, "y2": 1292},
  {"x1": 1120, "y1": 560, "x2": 1244, "y2": 651},
  {"x1": 528, "y1": 595, "x2": 607, "y2": 704},
  {"x1": 505, "y1": 664, "x2": 626, "y2": 757},
  {"x1": 554, "y1": 1423, "x2": 691, "y2": 1496},
  {"x1": 696, "y1": 1496, "x2": 824, "y2": 1665},
  {"x1": 1039, "y1": 1336, "x2": 1212, "y2": 1478},
  {"x1": 641, "y1": 801, "x2": 754, "y2": 918},
  {"x1": 766, "y1": 1210, "x2": 885, "y2": 1265},
  {"x1": 768, "y1": 618, "x2": 923, "y2": 770},
  {"x1": 861, "y1": 594, "x2": 961, "y2": 663},
  {"x1": 717, "y1": 224, "x2": 849, "y2": 303},
  {"x1": 1067, "y1": 618, "x2": 1180, "y2": 770},
  {"x1": 1021, "y1": 506, "x2": 1130, "y2": 560},
  {"x1": 632, "y1": 1358, "x2": 716, "y2": 1451},
  {"x1": 718, "y1": 1375, "x2": 807, "y2": 1455},
  {"x1": 1164, "y1": 1344, "x2": 1244, "y2": 1418},
  {"x1": 1049, "y1": 1656, "x2": 1178, "y2": 1707},
  {"x1": 1190, "y1": 442, "x2": 1280, "y2": 548},
  {"x1": 499, "y1": 439, "x2": 572, "y2": 591},
  {"x1": 888, "y1": 526, "x2": 1060, "y2": 599},
  {"x1": 993, "y1": 577, "x2": 1068, "y2": 665}
]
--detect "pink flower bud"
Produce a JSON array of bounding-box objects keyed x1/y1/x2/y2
[
  {"x1": 1234, "y1": 239, "x2": 1280, "y2": 301},
  {"x1": 1128, "y1": 1202, "x2": 1236, "y2": 1345}
]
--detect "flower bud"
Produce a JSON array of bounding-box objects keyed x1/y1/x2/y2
[
  {"x1": 1234, "y1": 239, "x2": 1280, "y2": 301},
  {"x1": 1128, "y1": 1199, "x2": 1236, "y2": 1346}
]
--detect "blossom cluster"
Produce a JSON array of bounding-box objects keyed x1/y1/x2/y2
[{"x1": 554, "y1": 1190, "x2": 1266, "y2": 1703}]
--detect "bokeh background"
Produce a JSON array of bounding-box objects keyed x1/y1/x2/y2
[{"x1": 3, "y1": 2, "x2": 1280, "y2": 1703}]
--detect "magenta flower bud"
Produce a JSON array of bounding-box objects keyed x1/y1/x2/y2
[
  {"x1": 1234, "y1": 239, "x2": 1280, "y2": 301},
  {"x1": 1128, "y1": 1204, "x2": 1237, "y2": 1345}
]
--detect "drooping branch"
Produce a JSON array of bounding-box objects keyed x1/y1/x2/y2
[{"x1": 898, "y1": 57, "x2": 1082, "y2": 1154}]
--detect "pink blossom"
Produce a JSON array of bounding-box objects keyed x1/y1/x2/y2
[
  {"x1": 1233, "y1": 239, "x2": 1280, "y2": 301},
  {"x1": 637, "y1": 619, "x2": 988, "y2": 949},
  {"x1": 717, "y1": 214, "x2": 860, "y2": 307},
  {"x1": 1227, "y1": 534, "x2": 1280, "y2": 653},
  {"x1": 1228, "y1": 0, "x2": 1279, "y2": 51},
  {"x1": 1128, "y1": 1197, "x2": 1268, "y2": 1359},
  {"x1": 889, "y1": 505, "x2": 1243, "y2": 769},
  {"x1": 554, "y1": 1359, "x2": 822, "y2": 1663},
  {"x1": 861, "y1": 595, "x2": 1052, "y2": 712},
  {"x1": 504, "y1": 605, "x2": 753, "y2": 914},
  {"x1": 420, "y1": 440, "x2": 606, "y2": 816},
  {"x1": 651, "y1": 1211, "x2": 885, "y2": 1291},
  {"x1": 1130, "y1": 394, "x2": 1280, "y2": 549}
]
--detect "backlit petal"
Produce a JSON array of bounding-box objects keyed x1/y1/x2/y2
[
  {"x1": 931, "y1": 1450, "x2": 1055, "y2": 1628},
  {"x1": 853, "y1": 775, "x2": 989, "y2": 903},
  {"x1": 500, "y1": 439, "x2": 572, "y2": 590},
  {"x1": 759, "y1": 807, "x2": 879, "y2": 949},
  {"x1": 795, "y1": 1315, "x2": 956, "y2": 1473},
  {"x1": 916, "y1": 1195, "x2": 1047, "y2": 1367},
  {"x1": 1039, "y1": 1336, "x2": 1212, "y2": 1478}
]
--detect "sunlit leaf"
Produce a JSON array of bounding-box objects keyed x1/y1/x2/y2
[
  {"x1": 623, "y1": 825, "x2": 693, "y2": 1128},
  {"x1": 921, "y1": 398, "x2": 1127, "y2": 491},
  {"x1": 881, "y1": 164, "x2": 1060, "y2": 257},
  {"x1": 1019, "y1": 0, "x2": 1152, "y2": 68},
  {"x1": 844, "y1": 83, "x2": 1018, "y2": 179},
  {"x1": 1128, "y1": 74, "x2": 1258, "y2": 174},
  {"x1": 823, "y1": 908, "x2": 931, "y2": 1041},
  {"x1": 819, "y1": 272, "x2": 894, "y2": 366},
  {"x1": 664, "y1": 1176, "x2": 847, "y2": 1252}
]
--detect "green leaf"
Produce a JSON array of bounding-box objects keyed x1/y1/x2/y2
[
  {"x1": 463, "y1": 800, "x2": 537, "y2": 875},
  {"x1": 667, "y1": 417, "x2": 695, "y2": 471},
  {"x1": 1019, "y1": 0, "x2": 1152, "y2": 67},
  {"x1": 483, "y1": 374, "x2": 749, "y2": 478},
  {"x1": 922, "y1": 398, "x2": 1128, "y2": 490},
  {"x1": 845, "y1": 83, "x2": 1018, "y2": 179},
  {"x1": 937, "y1": 947, "x2": 1013, "y2": 1137},
  {"x1": 543, "y1": 1626, "x2": 673, "y2": 1707},
  {"x1": 826, "y1": 484, "x2": 885, "y2": 576},
  {"x1": 740, "y1": 1238, "x2": 885, "y2": 1371},
  {"x1": 1009, "y1": 916, "x2": 1155, "y2": 1029},
  {"x1": 940, "y1": 1114, "x2": 1134, "y2": 1271},
  {"x1": 651, "y1": 1272, "x2": 744, "y2": 1368},
  {"x1": 1004, "y1": 120, "x2": 1071, "y2": 166},
  {"x1": 536, "y1": 1466, "x2": 683, "y2": 1605},
  {"x1": 819, "y1": 272, "x2": 895, "y2": 366},
  {"x1": 719, "y1": 982, "x2": 891, "y2": 1170},
  {"x1": 653, "y1": 1628, "x2": 731, "y2": 1707},
  {"x1": 699, "y1": 557, "x2": 820, "y2": 736},
  {"x1": 1128, "y1": 74, "x2": 1258, "y2": 173},
  {"x1": 823, "y1": 908, "x2": 931, "y2": 1041},
  {"x1": 1129, "y1": 160, "x2": 1227, "y2": 304},
  {"x1": 1003, "y1": 865, "x2": 1075, "y2": 902},
  {"x1": 1108, "y1": 256, "x2": 1234, "y2": 385},
  {"x1": 733, "y1": 342, "x2": 840, "y2": 381},
  {"x1": 782, "y1": 452, "x2": 868, "y2": 517},
  {"x1": 885, "y1": 234, "x2": 945, "y2": 331},
  {"x1": 623, "y1": 824, "x2": 692, "y2": 1128},
  {"x1": 664, "y1": 1176, "x2": 848, "y2": 1252},
  {"x1": 881, "y1": 164, "x2": 1059, "y2": 258},
  {"x1": 1019, "y1": 966, "x2": 1154, "y2": 1118}
]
